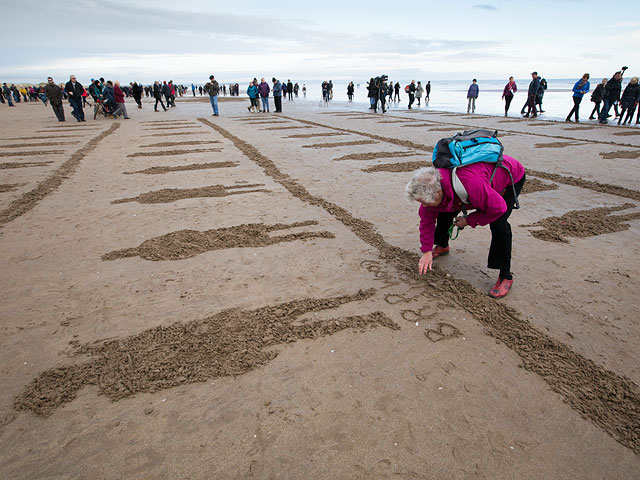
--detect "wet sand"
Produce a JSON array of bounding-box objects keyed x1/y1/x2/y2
[{"x1": 0, "y1": 97, "x2": 639, "y2": 479}]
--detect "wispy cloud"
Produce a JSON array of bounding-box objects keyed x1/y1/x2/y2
[{"x1": 473, "y1": 4, "x2": 497, "y2": 10}]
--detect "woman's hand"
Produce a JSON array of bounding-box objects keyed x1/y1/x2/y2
[
  {"x1": 453, "y1": 216, "x2": 468, "y2": 228},
  {"x1": 418, "y1": 252, "x2": 433, "y2": 275}
]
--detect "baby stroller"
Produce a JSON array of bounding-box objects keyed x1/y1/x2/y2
[{"x1": 94, "y1": 98, "x2": 116, "y2": 119}]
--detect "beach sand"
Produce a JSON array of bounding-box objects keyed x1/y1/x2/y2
[{"x1": 1, "y1": 97, "x2": 639, "y2": 479}]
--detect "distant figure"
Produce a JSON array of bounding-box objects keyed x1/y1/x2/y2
[
  {"x1": 205, "y1": 75, "x2": 220, "y2": 116},
  {"x1": 258, "y1": 78, "x2": 270, "y2": 113},
  {"x1": 367, "y1": 78, "x2": 377, "y2": 110},
  {"x1": 153, "y1": 81, "x2": 167, "y2": 111},
  {"x1": 347, "y1": 82, "x2": 354, "y2": 102},
  {"x1": 565, "y1": 73, "x2": 590, "y2": 123},
  {"x1": 302, "y1": 84, "x2": 307, "y2": 98},
  {"x1": 287, "y1": 80, "x2": 293, "y2": 100},
  {"x1": 502, "y1": 77, "x2": 517, "y2": 116},
  {"x1": 589, "y1": 78, "x2": 607, "y2": 120},
  {"x1": 272, "y1": 78, "x2": 283, "y2": 112},
  {"x1": 408, "y1": 79, "x2": 416, "y2": 109},
  {"x1": 247, "y1": 80, "x2": 259, "y2": 113},
  {"x1": 394, "y1": 82, "x2": 400, "y2": 102},
  {"x1": 599, "y1": 68, "x2": 626, "y2": 124},
  {"x1": 112, "y1": 81, "x2": 130, "y2": 119},
  {"x1": 536, "y1": 77, "x2": 548, "y2": 113},
  {"x1": 467, "y1": 79, "x2": 479, "y2": 113},
  {"x1": 294, "y1": 82, "x2": 299, "y2": 98},
  {"x1": 328, "y1": 80, "x2": 333, "y2": 99},
  {"x1": 64, "y1": 75, "x2": 85, "y2": 121},
  {"x1": 618, "y1": 77, "x2": 640, "y2": 125},
  {"x1": 132, "y1": 82, "x2": 143, "y2": 109},
  {"x1": 322, "y1": 81, "x2": 330, "y2": 106},
  {"x1": 282, "y1": 82, "x2": 288, "y2": 101},
  {"x1": 191, "y1": 83, "x2": 196, "y2": 97},
  {"x1": 415, "y1": 81, "x2": 424, "y2": 107},
  {"x1": 523, "y1": 71, "x2": 540, "y2": 118},
  {"x1": 44, "y1": 76, "x2": 65, "y2": 121},
  {"x1": 425, "y1": 81, "x2": 431, "y2": 104}
]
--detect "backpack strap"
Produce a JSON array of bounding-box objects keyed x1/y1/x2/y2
[{"x1": 451, "y1": 167, "x2": 469, "y2": 216}]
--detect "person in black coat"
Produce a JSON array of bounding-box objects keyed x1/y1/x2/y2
[
  {"x1": 153, "y1": 81, "x2": 167, "y2": 112},
  {"x1": 64, "y1": 75, "x2": 85, "y2": 121},
  {"x1": 131, "y1": 82, "x2": 143, "y2": 108},
  {"x1": 589, "y1": 78, "x2": 606, "y2": 120},
  {"x1": 599, "y1": 68, "x2": 626, "y2": 124},
  {"x1": 618, "y1": 77, "x2": 640, "y2": 125}
]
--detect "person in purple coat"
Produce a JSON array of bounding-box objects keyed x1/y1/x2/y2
[
  {"x1": 258, "y1": 78, "x2": 270, "y2": 113},
  {"x1": 405, "y1": 155, "x2": 526, "y2": 298}
]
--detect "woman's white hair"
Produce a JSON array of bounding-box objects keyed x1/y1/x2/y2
[{"x1": 405, "y1": 166, "x2": 442, "y2": 203}]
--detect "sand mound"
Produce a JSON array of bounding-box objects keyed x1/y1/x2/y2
[
  {"x1": 124, "y1": 161, "x2": 238, "y2": 175},
  {"x1": 112, "y1": 184, "x2": 269, "y2": 204},
  {"x1": 599, "y1": 150, "x2": 640, "y2": 159},
  {"x1": 362, "y1": 161, "x2": 427, "y2": 173},
  {"x1": 334, "y1": 151, "x2": 416, "y2": 161},
  {"x1": 127, "y1": 148, "x2": 222, "y2": 157},
  {"x1": 0, "y1": 161, "x2": 53, "y2": 169},
  {"x1": 521, "y1": 178, "x2": 559, "y2": 194},
  {"x1": 283, "y1": 132, "x2": 347, "y2": 139},
  {"x1": 303, "y1": 140, "x2": 376, "y2": 149}
]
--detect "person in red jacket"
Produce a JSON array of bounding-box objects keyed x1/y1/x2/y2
[
  {"x1": 405, "y1": 156, "x2": 526, "y2": 298},
  {"x1": 112, "y1": 81, "x2": 130, "y2": 119}
]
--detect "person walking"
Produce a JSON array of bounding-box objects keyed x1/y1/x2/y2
[
  {"x1": 44, "y1": 76, "x2": 65, "y2": 121},
  {"x1": 302, "y1": 84, "x2": 307, "y2": 98},
  {"x1": 599, "y1": 68, "x2": 626, "y2": 124},
  {"x1": 367, "y1": 78, "x2": 377, "y2": 111},
  {"x1": 565, "y1": 73, "x2": 590, "y2": 123},
  {"x1": 502, "y1": 77, "x2": 517, "y2": 117},
  {"x1": 394, "y1": 82, "x2": 400, "y2": 102},
  {"x1": 272, "y1": 78, "x2": 283, "y2": 112},
  {"x1": 287, "y1": 80, "x2": 293, "y2": 101},
  {"x1": 467, "y1": 79, "x2": 479, "y2": 113},
  {"x1": 536, "y1": 77, "x2": 548, "y2": 113},
  {"x1": 112, "y1": 81, "x2": 130, "y2": 119},
  {"x1": 205, "y1": 75, "x2": 220, "y2": 116},
  {"x1": 258, "y1": 78, "x2": 270, "y2": 113},
  {"x1": 523, "y1": 72, "x2": 540, "y2": 118},
  {"x1": 153, "y1": 81, "x2": 167, "y2": 112},
  {"x1": 347, "y1": 82, "x2": 354, "y2": 102},
  {"x1": 415, "y1": 81, "x2": 424, "y2": 107},
  {"x1": 132, "y1": 81, "x2": 143, "y2": 108},
  {"x1": 64, "y1": 75, "x2": 85, "y2": 121},
  {"x1": 425, "y1": 81, "x2": 431, "y2": 104},
  {"x1": 408, "y1": 79, "x2": 416, "y2": 109},
  {"x1": 589, "y1": 78, "x2": 607, "y2": 120},
  {"x1": 618, "y1": 77, "x2": 640, "y2": 125},
  {"x1": 247, "y1": 80, "x2": 259, "y2": 112}
]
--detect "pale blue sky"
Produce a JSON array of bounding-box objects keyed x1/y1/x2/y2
[{"x1": 1, "y1": 0, "x2": 638, "y2": 83}]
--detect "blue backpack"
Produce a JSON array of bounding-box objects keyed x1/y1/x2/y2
[{"x1": 432, "y1": 129, "x2": 519, "y2": 213}]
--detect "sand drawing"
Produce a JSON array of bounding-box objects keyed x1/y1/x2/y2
[
  {"x1": 7, "y1": 135, "x2": 84, "y2": 140},
  {"x1": 400, "y1": 124, "x2": 432, "y2": 128},
  {"x1": 0, "y1": 161, "x2": 53, "y2": 169},
  {"x1": 123, "y1": 161, "x2": 238, "y2": 175},
  {"x1": 142, "y1": 132, "x2": 202, "y2": 137},
  {"x1": 102, "y1": 220, "x2": 335, "y2": 261},
  {"x1": 599, "y1": 150, "x2": 640, "y2": 160},
  {"x1": 0, "y1": 124, "x2": 120, "y2": 227},
  {"x1": 112, "y1": 184, "x2": 269, "y2": 204},
  {"x1": 142, "y1": 126, "x2": 203, "y2": 131},
  {"x1": 334, "y1": 151, "x2": 417, "y2": 161},
  {"x1": 425, "y1": 323, "x2": 463, "y2": 342},
  {"x1": 284, "y1": 132, "x2": 347, "y2": 139},
  {"x1": 363, "y1": 161, "x2": 427, "y2": 173},
  {"x1": 527, "y1": 169, "x2": 640, "y2": 202},
  {"x1": 563, "y1": 126, "x2": 599, "y2": 131},
  {"x1": 0, "y1": 150, "x2": 65, "y2": 157},
  {"x1": 140, "y1": 121, "x2": 196, "y2": 125},
  {"x1": 612, "y1": 131, "x2": 640, "y2": 136},
  {"x1": 520, "y1": 178, "x2": 559, "y2": 194},
  {"x1": 140, "y1": 140, "x2": 221, "y2": 148},
  {"x1": 198, "y1": 118, "x2": 640, "y2": 453},
  {"x1": 302, "y1": 140, "x2": 377, "y2": 149},
  {"x1": 0, "y1": 183, "x2": 25, "y2": 193},
  {"x1": 127, "y1": 148, "x2": 222, "y2": 157},
  {"x1": 1, "y1": 141, "x2": 79, "y2": 148},
  {"x1": 523, "y1": 203, "x2": 640, "y2": 243},
  {"x1": 534, "y1": 141, "x2": 583, "y2": 148},
  {"x1": 377, "y1": 120, "x2": 410, "y2": 124},
  {"x1": 15, "y1": 289, "x2": 398, "y2": 416}
]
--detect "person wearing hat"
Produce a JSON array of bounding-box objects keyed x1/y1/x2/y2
[
  {"x1": 272, "y1": 78, "x2": 283, "y2": 112},
  {"x1": 204, "y1": 75, "x2": 220, "y2": 116},
  {"x1": 44, "y1": 76, "x2": 65, "y2": 121}
]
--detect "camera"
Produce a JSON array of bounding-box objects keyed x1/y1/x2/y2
[
  {"x1": 621, "y1": 66, "x2": 628, "y2": 71},
  {"x1": 374, "y1": 75, "x2": 388, "y2": 87}
]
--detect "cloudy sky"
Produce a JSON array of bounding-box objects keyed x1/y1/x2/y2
[{"x1": 2, "y1": 0, "x2": 638, "y2": 84}]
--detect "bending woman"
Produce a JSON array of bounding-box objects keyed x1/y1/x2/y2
[{"x1": 405, "y1": 155, "x2": 525, "y2": 298}]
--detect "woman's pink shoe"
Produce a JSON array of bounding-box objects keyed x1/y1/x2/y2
[
  {"x1": 488, "y1": 278, "x2": 513, "y2": 299},
  {"x1": 432, "y1": 245, "x2": 450, "y2": 258}
]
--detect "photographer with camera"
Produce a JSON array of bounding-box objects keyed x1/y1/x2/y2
[
  {"x1": 599, "y1": 66, "x2": 628, "y2": 124},
  {"x1": 367, "y1": 75, "x2": 388, "y2": 113}
]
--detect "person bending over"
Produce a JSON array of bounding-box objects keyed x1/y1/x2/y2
[{"x1": 405, "y1": 156, "x2": 525, "y2": 298}]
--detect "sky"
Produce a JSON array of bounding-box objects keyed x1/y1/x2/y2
[{"x1": 1, "y1": 0, "x2": 638, "y2": 84}]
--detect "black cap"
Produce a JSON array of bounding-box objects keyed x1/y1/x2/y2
[{"x1": 531, "y1": 71, "x2": 538, "y2": 75}]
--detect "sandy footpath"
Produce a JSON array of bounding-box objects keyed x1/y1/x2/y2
[{"x1": 0, "y1": 97, "x2": 638, "y2": 479}]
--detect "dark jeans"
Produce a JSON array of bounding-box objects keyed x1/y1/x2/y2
[
  {"x1": 69, "y1": 98, "x2": 84, "y2": 120},
  {"x1": 434, "y1": 174, "x2": 526, "y2": 279},
  {"x1": 599, "y1": 98, "x2": 612, "y2": 121},
  {"x1": 526, "y1": 94, "x2": 537, "y2": 115},
  {"x1": 51, "y1": 103, "x2": 65, "y2": 121},
  {"x1": 274, "y1": 95, "x2": 282, "y2": 112},
  {"x1": 154, "y1": 96, "x2": 166, "y2": 111},
  {"x1": 134, "y1": 95, "x2": 142, "y2": 107},
  {"x1": 408, "y1": 93, "x2": 415, "y2": 109},
  {"x1": 589, "y1": 101, "x2": 601, "y2": 119},
  {"x1": 504, "y1": 95, "x2": 513, "y2": 114},
  {"x1": 566, "y1": 96, "x2": 582, "y2": 121},
  {"x1": 287, "y1": 91, "x2": 292, "y2": 100},
  {"x1": 619, "y1": 107, "x2": 637, "y2": 124}
]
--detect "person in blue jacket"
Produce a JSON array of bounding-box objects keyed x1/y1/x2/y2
[
  {"x1": 247, "y1": 80, "x2": 259, "y2": 112},
  {"x1": 272, "y1": 78, "x2": 283, "y2": 112},
  {"x1": 467, "y1": 79, "x2": 479, "y2": 113},
  {"x1": 565, "y1": 73, "x2": 590, "y2": 122}
]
